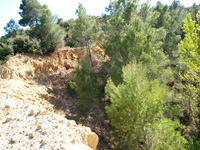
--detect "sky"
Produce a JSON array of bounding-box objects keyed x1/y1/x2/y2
[{"x1": 0, "y1": 0, "x2": 200, "y2": 37}]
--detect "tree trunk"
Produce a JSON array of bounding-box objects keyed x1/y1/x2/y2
[
  {"x1": 188, "y1": 89, "x2": 197, "y2": 126},
  {"x1": 85, "y1": 39, "x2": 89, "y2": 56},
  {"x1": 87, "y1": 40, "x2": 94, "y2": 67},
  {"x1": 85, "y1": 38, "x2": 93, "y2": 67}
]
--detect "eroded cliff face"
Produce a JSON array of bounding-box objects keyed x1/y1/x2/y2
[
  {"x1": 0, "y1": 48, "x2": 84, "y2": 111},
  {"x1": 0, "y1": 47, "x2": 98, "y2": 150},
  {"x1": 0, "y1": 47, "x2": 83, "y2": 80}
]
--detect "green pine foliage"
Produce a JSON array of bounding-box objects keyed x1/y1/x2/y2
[
  {"x1": 34, "y1": 5, "x2": 65, "y2": 53},
  {"x1": 105, "y1": 61, "x2": 187, "y2": 149},
  {"x1": 71, "y1": 3, "x2": 97, "y2": 66},
  {"x1": 179, "y1": 11, "x2": 200, "y2": 85},
  {"x1": 176, "y1": 11, "x2": 200, "y2": 140},
  {"x1": 0, "y1": 44, "x2": 14, "y2": 60},
  {"x1": 103, "y1": 0, "x2": 173, "y2": 84},
  {"x1": 147, "y1": 118, "x2": 187, "y2": 150},
  {"x1": 1, "y1": 0, "x2": 200, "y2": 149},
  {"x1": 71, "y1": 3, "x2": 96, "y2": 47},
  {"x1": 19, "y1": 0, "x2": 42, "y2": 27},
  {"x1": 11, "y1": 36, "x2": 42, "y2": 55},
  {"x1": 19, "y1": 0, "x2": 65, "y2": 54},
  {"x1": 69, "y1": 58, "x2": 101, "y2": 112},
  {"x1": 57, "y1": 19, "x2": 76, "y2": 47},
  {"x1": 153, "y1": 1, "x2": 187, "y2": 64},
  {"x1": 0, "y1": 60, "x2": 3, "y2": 66},
  {"x1": 4, "y1": 19, "x2": 20, "y2": 38},
  {"x1": 188, "y1": 3, "x2": 200, "y2": 20},
  {"x1": 186, "y1": 136, "x2": 200, "y2": 150}
]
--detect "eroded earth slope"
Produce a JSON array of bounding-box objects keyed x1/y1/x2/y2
[{"x1": 0, "y1": 47, "x2": 98, "y2": 150}]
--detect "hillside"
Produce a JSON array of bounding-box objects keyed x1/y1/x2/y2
[
  {"x1": 1, "y1": 0, "x2": 200, "y2": 149},
  {"x1": 0, "y1": 47, "x2": 98, "y2": 150}
]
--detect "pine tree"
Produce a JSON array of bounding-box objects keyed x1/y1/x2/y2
[
  {"x1": 18, "y1": 0, "x2": 64, "y2": 53},
  {"x1": 34, "y1": 5, "x2": 64, "y2": 52},
  {"x1": 105, "y1": 61, "x2": 187, "y2": 149},
  {"x1": 69, "y1": 58, "x2": 100, "y2": 112},
  {"x1": 188, "y1": 3, "x2": 200, "y2": 20},
  {"x1": 151, "y1": 1, "x2": 187, "y2": 67},
  {"x1": 179, "y1": 11, "x2": 200, "y2": 87},
  {"x1": 71, "y1": 3, "x2": 96, "y2": 67},
  {"x1": 4, "y1": 19, "x2": 20, "y2": 38},
  {"x1": 19, "y1": 0, "x2": 42, "y2": 27},
  {"x1": 178, "y1": 11, "x2": 200, "y2": 125},
  {"x1": 103, "y1": 0, "x2": 172, "y2": 83}
]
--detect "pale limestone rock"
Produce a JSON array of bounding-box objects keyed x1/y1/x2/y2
[
  {"x1": 0, "y1": 47, "x2": 99, "y2": 150},
  {"x1": 29, "y1": 110, "x2": 34, "y2": 116},
  {"x1": 5, "y1": 105, "x2": 10, "y2": 109},
  {"x1": 10, "y1": 137, "x2": 17, "y2": 143},
  {"x1": 37, "y1": 124, "x2": 42, "y2": 130},
  {"x1": 47, "y1": 86, "x2": 53, "y2": 93},
  {"x1": 6, "y1": 117, "x2": 13, "y2": 122},
  {"x1": 29, "y1": 133, "x2": 34, "y2": 139},
  {"x1": 87, "y1": 132, "x2": 99, "y2": 150}
]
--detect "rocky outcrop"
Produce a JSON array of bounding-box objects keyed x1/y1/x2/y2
[
  {"x1": 0, "y1": 48, "x2": 84, "y2": 80},
  {"x1": 0, "y1": 47, "x2": 98, "y2": 150},
  {"x1": 0, "y1": 94, "x2": 98, "y2": 150}
]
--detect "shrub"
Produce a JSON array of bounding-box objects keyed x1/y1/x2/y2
[
  {"x1": 186, "y1": 137, "x2": 200, "y2": 150},
  {"x1": 0, "y1": 44, "x2": 14, "y2": 60},
  {"x1": 105, "y1": 61, "x2": 187, "y2": 149},
  {"x1": 12, "y1": 36, "x2": 42, "y2": 55},
  {"x1": 0, "y1": 60, "x2": 3, "y2": 65},
  {"x1": 146, "y1": 118, "x2": 187, "y2": 150},
  {"x1": 69, "y1": 58, "x2": 101, "y2": 113}
]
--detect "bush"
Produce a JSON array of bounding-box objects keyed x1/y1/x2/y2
[
  {"x1": 12, "y1": 36, "x2": 42, "y2": 55},
  {"x1": 146, "y1": 118, "x2": 187, "y2": 150},
  {"x1": 0, "y1": 44, "x2": 14, "y2": 60},
  {"x1": 69, "y1": 58, "x2": 101, "y2": 112},
  {"x1": 186, "y1": 137, "x2": 200, "y2": 150},
  {"x1": 105, "y1": 61, "x2": 187, "y2": 149},
  {"x1": 0, "y1": 60, "x2": 3, "y2": 65}
]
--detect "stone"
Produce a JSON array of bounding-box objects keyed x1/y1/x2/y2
[
  {"x1": 5, "y1": 105, "x2": 10, "y2": 109},
  {"x1": 46, "y1": 87, "x2": 53, "y2": 93},
  {"x1": 37, "y1": 124, "x2": 42, "y2": 130},
  {"x1": 64, "y1": 61, "x2": 71, "y2": 69},
  {"x1": 29, "y1": 110, "x2": 34, "y2": 116},
  {"x1": 29, "y1": 133, "x2": 34, "y2": 139},
  {"x1": 87, "y1": 133, "x2": 98, "y2": 150},
  {"x1": 10, "y1": 138, "x2": 17, "y2": 143},
  {"x1": 6, "y1": 117, "x2": 12, "y2": 122},
  {"x1": 40, "y1": 140, "x2": 47, "y2": 146}
]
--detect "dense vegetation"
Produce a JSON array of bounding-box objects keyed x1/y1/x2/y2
[
  {"x1": 0, "y1": 0, "x2": 65, "y2": 58},
  {"x1": 1, "y1": 0, "x2": 200, "y2": 149}
]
